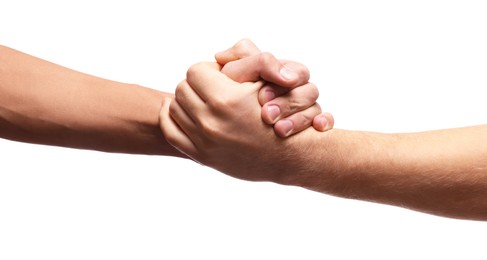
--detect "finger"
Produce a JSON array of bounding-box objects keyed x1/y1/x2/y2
[
  {"x1": 169, "y1": 95, "x2": 199, "y2": 138},
  {"x1": 313, "y1": 112, "x2": 335, "y2": 132},
  {"x1": 221, "y1": 53, "x2": 309, "y2": 88},
  {"x1": 280, "y1": 59, "x2": 311, "y2": 83},
  {"x1": 258, "y1": 84, "x2": 291, "y2": 105},
  {"x1": 187, "y1": 62, "x2": 263, "y2": 104},
  {"x1": 215, "y1": 38, "x2": 261, "y2": 65},
  {"x1": 271, "y1": 104, "x2": 322, "y2": 138},
  {"x1": 174, "y1": 80, "x2": 205, "y2": 125},
  {"x1": 261, "y1": 82, "x2": 319, "y2": 124},
  {"x1": 255, "y1": 60, "x2": 312, "y2": 104},
  {"x1": 185, "y1": 62, "x2": 232, "y2": 102},
  {"x1": 159, "y1": 97, "x2": 198, "y2": 158}
]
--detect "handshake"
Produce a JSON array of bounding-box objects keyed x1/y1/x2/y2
[
  {"x1": 0, "y1": 38, "x2": 334, "y2": 187},
  {"x1": 2, "y1": 39, "x2": 486, "y2": 221},
  {"x1": 160, "y1": 39, "x2": 334, "y2": 183}
]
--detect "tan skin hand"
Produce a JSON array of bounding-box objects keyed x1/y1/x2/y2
[
  {"x1": 0, "y1": 41, "x2": 327, "y2": 157},
  {"x1": 160, "y1": 62, "x2": 311, "y2": 182}
]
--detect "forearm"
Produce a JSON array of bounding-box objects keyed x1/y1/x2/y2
[
  {"x1": 288, "y1": 126, "x2": 487, "y2": 220},
  {"x1": 0, "y1": 45, "x2": 184, "y2": 157}
]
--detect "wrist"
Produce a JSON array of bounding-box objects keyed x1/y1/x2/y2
[
  {"x1": 275, "y1": 129, "x2": 356, "y2": 190},
  {"x1": 280, "y1": 129, "x2": 394, "y2": 199}
]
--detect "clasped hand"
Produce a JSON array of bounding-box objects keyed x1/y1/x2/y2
[{"x1": 160, "y1": 39, "x2": 334, "y2": 182}]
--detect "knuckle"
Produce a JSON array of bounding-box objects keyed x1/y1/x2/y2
[
  {"x1": 289, "y1": 99, "x2": 301, "y2": 113},
  {"x1": 297, "y1": 112, "x2": 314, "y2": 126},
  {"x1": 314, "y1": 102, "x2": 322, "y2": 111},
  {"x1": 175, "y1": 81, "x2": 185, "y2": 95},
  {"x1": 186, "y1": 62, "x2": 206, "y2": 82},
  {"x1": 199, "y1": 118, "x2": 222, "y2": 140},
  {"x1": 293, "y1": 61, "x2": 311, "y2": 82},
  {"x1": 168, "y1": 101, "x2": 176, "y2": 115},
  {"x1": 287, "y1": 83, "x2": 320, "y2": 109},
  {"x1": 306, "y1": 83, "x2": 320, "y2": 101},
  {"x1": 174, "y1": 82, "x2": 187, "y2": 103},
  {"x1": 282, "y1": 100, "x2": 322, "y2": 121},
  {"x1": 311, "y1": 103, "x2": 323, "y2": 115},
  {"x1": 258, "y1": 52, "x2": 276, "y2": 66},
  {"x1": 283, "y1": 61, "x2": 311, "y2": 84},
  {"x1": 208, "y1": 95, "x2": 226, "y2": 109},
  {"x1": 208, "y1": 92, "x2": 239, "y2": 111},
  {"x1": 234, "y1": 38, "x2": 258, "y2": 56},
  {"x1": 298, "y1": 65, "x2": 311, "y2": 82},
  {"x1": 235, "y1": 38, "x2": 252, "y2": 50},
  {"x1": 210, "y1": 100, "x2": 234, "y2": 116}
]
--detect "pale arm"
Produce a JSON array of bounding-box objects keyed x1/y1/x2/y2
[{"x1": 304, "y1": 126, "x2": 487, "y2": 221}]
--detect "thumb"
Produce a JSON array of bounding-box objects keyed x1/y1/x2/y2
[
  {"x1": 221, "y1": 53, "x2": 310, "y2": 88},
  {"x1": 215, "y1": 38, "x2": 261, "y2": 65}
]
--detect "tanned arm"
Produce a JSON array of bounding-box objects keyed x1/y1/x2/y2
[
  {"x1": 0, "y1": 42, "x2": 323, "y2": 157},
  {"x1": 0, "y1": 45, "x2": 184, "y2": 157}
]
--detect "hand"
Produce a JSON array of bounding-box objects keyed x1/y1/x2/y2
[
  {"x1": 159, "y1": 62, "x2": 328, "y2": 183},
  {"x1": 215, "y1": 39, "x2": 334, "y2": 137}
]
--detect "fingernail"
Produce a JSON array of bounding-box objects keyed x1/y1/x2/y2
[
  {"x1": 263, "y1": 88, "x2": 276, "y2": 102},
  {"x1": 280, "y1": 119, "x2": 294, "y2": 137},
  {"x1": 279, "y1": 66, "x2": 297, "y2": 80},
  {"x1": 315, "y1": 115, "x2": 328, "y2": 131},
  {"x1": 267, "y1": 105, "x2": 281, "y2": 123}
]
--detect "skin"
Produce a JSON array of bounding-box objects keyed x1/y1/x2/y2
[
  {"x1": 0, "y1": 42, "x2": 328, "y2": 156},
  {"x1": 215, "y1": 39, "x2": 334, "y2": 137},
  {"x1": 160, "y1": 59, "x2": 487, "y2": 221}
]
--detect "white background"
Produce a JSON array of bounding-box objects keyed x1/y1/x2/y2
[{"x1": 1, "y1": 1, "x2": 487, "y2": 259}]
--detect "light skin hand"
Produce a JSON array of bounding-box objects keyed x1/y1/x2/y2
[
  {"x1": 160, "y1": 62, "x2": 487, "y2": 221},
  {"x1": 215, "y1": 39, "x2": 334, "y2": 137}
]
